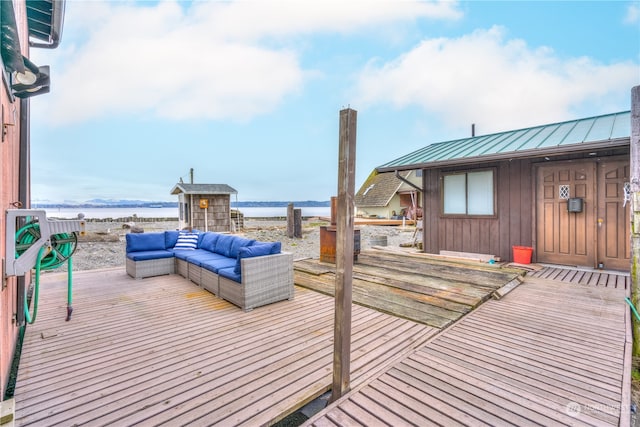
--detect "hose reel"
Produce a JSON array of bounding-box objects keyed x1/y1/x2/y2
[
  {"x1": 6, "y1": 209, "x2": 85, "y2": 323},
  {"x1": 15, "y1": 221, "x2": 78, "y2": 270},
  {"x1": 5, "y1": 209, "x2": 85, "y2": 277}
]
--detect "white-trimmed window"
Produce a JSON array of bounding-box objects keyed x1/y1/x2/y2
[{"x1": 443, "y1": 169, "x2": 495, "y2": 215}]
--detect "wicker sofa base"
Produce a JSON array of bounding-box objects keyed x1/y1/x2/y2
[
  {"x1": 176, "y1": 259, "x2": 189, "y2": 278},
  {"x1": 218, "y1": 253, "x2": 294, "y2": 311},
  {"x1": 201, "y1": 269, "x2": 219, "y2": 296},
  {"x1": 188, "y1": 264, "x2": 202, "y2": 286},
  {"x1": 126, "y1": 257, "x2": 175, "y2": 279}
]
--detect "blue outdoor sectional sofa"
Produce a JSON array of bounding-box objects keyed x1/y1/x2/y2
[{"x1": 125, "y1": 230, "x2": 294, "y2": 311}]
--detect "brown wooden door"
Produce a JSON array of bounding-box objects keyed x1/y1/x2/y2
[
  {"x1": 597, "y1": 158, "x2": 630, "y2": 271},
  {"x1": 536, "y1": 162, "x2": 596, "y2": 266}
]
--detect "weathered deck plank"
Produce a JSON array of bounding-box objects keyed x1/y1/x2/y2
[
  {"x1": 14, "y1": 268, "x2": 437, "y2": 426},
  {"x1": 294, "y1": 250, "x2": 523, "y2": 328},
  {"x1": 305, "y1": 276, "x2": 630, "y2": 426}
]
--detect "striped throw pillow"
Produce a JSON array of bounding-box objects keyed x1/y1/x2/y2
[{"x1": 174, "y1": 232, "x2": 199, "y2": 250}]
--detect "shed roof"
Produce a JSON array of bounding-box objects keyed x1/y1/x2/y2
[
  {"x1": 378, "y1": 111, "x2": 630, "y2": 172},
  {"x1": 170, "y1": 183, "x2": 237, "y2": 195},
  {"x1": 355, "y1": 171, "x2": 410, "y2": 208}
]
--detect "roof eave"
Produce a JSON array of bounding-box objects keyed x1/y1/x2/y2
[
  {"x1": 377, "y1": 138, "x2": 630, "y2": 173},
  {"x1": 28, "y1": 0, "x2": 65, "y2": 49}
]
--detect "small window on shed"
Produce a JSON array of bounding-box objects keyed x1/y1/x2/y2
[{"x1": 443, "y1": 169, "x2": 495, "y2": 216}]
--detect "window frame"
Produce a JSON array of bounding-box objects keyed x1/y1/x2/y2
[{"x1": 440, "y1": 167, "x2": 497, "y2": 218}]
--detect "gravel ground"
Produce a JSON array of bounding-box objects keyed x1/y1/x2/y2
[{"x1": 50, "y1": 218, "x2": 420, "y2": 272}]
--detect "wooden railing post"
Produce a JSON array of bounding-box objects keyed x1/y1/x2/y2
[
  {"x1": 331, "y1": 108, "x2": 357, "y2": 402},
  {"x1": 287, "y1": 203, "x2": 294, "y2": 238}
]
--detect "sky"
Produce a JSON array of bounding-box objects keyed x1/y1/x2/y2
[{"x1": 28, "y1": 0, "x2": 640, "y2": 204}]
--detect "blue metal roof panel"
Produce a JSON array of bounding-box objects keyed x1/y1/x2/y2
[
  {"x1": 378, "y1": 111, "x2": 630, "y2": 170},
  {"x1": 536, "y1": 121, "x2": 576, "y2": 147},
  {"x1": 475, "y1": 132, "x2": 515, "y2": 156},
  {"x1": 514, "y1": 124, "x2": 558, "y2": 150},
  {"x1": 611, "y1": 113, "x2": 631, "y2": 138},
  {"x1": 584, "y1": 116, "x2": 613, "y2": 142}
]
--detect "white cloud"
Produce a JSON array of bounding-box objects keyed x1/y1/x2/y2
[
  {"x1": 32, "y1": 0, "x2": 461, "y2": 125},
  {"x1": 353, "y1": 26, "x2": 639, "y2": 133},
  {"x1": 625, "y1": 2, "x2": 639, "y2": 24}
]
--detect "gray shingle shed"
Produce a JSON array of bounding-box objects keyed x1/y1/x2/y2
[{"x1": 171, "y1": 183, "x2": 238, "y2": 232}]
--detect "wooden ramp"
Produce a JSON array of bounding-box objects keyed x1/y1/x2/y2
[
  {"x1": 295, "y1": 250, "x2": 524, "y2": 328},
  {"x1": 305, "y1": 275, "x2": 632, "y2": 426},
  {"x1": 14, "y1": 268, "x2": 437, "y2": 426}
]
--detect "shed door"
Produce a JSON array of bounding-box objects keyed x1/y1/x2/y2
[
  {"x1": 536, "y1": 162, "x2": 595, "y2": 266},
  {"x1": 597, "y1": 158, "x2": 630, "y2": 271}
]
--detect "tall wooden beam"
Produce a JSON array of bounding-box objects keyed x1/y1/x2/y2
[
  {"x1": 331, "y1": 108, "x2": 357, "y2": 402},
  {"x1": 631, "y1": 85, "x2": 640, "y2": 356}
]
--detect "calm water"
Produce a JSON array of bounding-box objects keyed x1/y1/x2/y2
[{"x1": 43, "y1": 206, "x2": 331, "y2": 219}]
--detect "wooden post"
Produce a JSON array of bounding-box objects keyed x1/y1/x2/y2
[
  {"x1": 631, "y1": 85, "x2": 640, "y2": 356},
  {"x1": 331, "y1": 108, "x2": 357, "y2": 402},
  {"x1": 286, "y1": 203, "x2": 294, "y2": 238},
  {"x1": 293, "y1": 208, "x2": 302, "y2": 238}
]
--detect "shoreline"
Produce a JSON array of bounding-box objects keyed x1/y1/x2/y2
[{"x1": 57, "y1": 219, "x2": 420, "y2": 273}]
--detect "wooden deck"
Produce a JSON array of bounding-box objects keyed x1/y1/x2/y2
[
  {"x1": 294, "y1": 250, "x2": 524, "y2": 328},
  {"x1": 305, "y1": 275, "x2": 632, "y2": 426},
  {"x1": 13, "y1": 268, "x2": 437, "y2": 426},
  {"x1": 529, "y1": 265, "x2": 630, "y2": 290}
]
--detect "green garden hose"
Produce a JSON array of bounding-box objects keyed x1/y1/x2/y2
[
  {"x1": 16, "y1": 220, "x2": 78, "y2": 323},
  {"x1": 23, "y1": 247, "x2": 45, "y2": 324},
  {"x1": 15, "y1": 221, "x2": 77, "y2": 270},
  {"x1": 626, "y1": 297, "x2": 640, "y2": 322}
]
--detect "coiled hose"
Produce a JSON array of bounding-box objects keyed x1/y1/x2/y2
[{"x1": 16, "y1": 221, "x2": 78, "y2": 324}]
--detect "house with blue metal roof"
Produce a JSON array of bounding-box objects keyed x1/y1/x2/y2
[{"x1": 378, "y1": 111, "x2": 630, "y2": 270}]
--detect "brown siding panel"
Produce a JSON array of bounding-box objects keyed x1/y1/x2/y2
[{"x1": 425, "y1": 159, "x2": 534, "y2": 262}]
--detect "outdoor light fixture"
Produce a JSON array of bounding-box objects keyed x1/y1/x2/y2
[
  {"x1": 12, "y1": 56, "x2": 39, "y2": 85},
  {"x1": 1, "y1": 0, "x2": 53, "y2": 100},
  {"x1": 11, "y1": 65, "x2": 50, "y2": 98}
]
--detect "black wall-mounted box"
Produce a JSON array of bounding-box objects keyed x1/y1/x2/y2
[{"x1": 567, "y1": 198, "x2": 584, "y2": 213}]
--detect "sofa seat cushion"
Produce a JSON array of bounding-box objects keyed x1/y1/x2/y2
[
  {"x1": 218, "y1": 266, "x2": 241, "y2": 283},
  {"x1": 234, "y1": 242, "x2": 282, "y2": 274},
  {"x1": 126, "y1": 232, "x2": 166, "y2": 252},
  {"x1": 214, "y1": 234, "x2": 256, "y2": 258},
  {"x1": 126, "y1": 250, "x2": 175, "y2": 261},
  {"x1": 201, "y1": 257, "x2": 237, "y2": 274},
  {"x1": 173, "y1": 248, "x2": 210, "y2": 261},
  {"x1": 185, "y1": 252, "x2": 228, "y2": 267}
]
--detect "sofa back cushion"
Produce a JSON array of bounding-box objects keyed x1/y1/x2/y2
[
  {"x1": 199, "y1": 232, "x2": 220, "y2": 252},
  {"x1": 164, "y1": 230, "x2": 180, "y2": 248},
  {"x1": 214, "y1": 234, "x2": 255, "y2": 258},
  {"x1": 234, "y1": 242, "x2": 281, "y2": 274},
  {"x1": 213, "y1": 234, "x2": 235, "y2": 257},
  {"x1": 126, "y1": 232, "x2": 166, "y2": 253},
  {"x1": 230, "y1": 236, "x2": 256, "y2": 258},
  {"x1": 174, "y1": 231, "x2": 200, "y2": 250}
]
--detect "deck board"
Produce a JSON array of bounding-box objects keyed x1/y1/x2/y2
[
  {"x1": 305, "y1": 275, "x2": 630, "y2": 427},
  {"x1": 529, "y1": 265, "x2": 629, "y2": 290},
  {"x1": 294, "y1": 250, "x2": 523, "y2": 328},
  {"x1": 14, "y1": 268, "x2": 437, "y2": 426}
]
